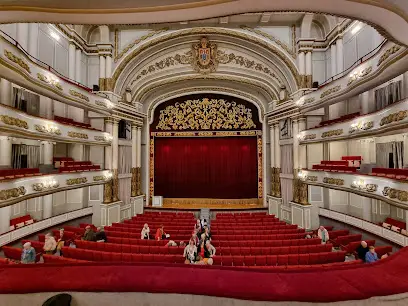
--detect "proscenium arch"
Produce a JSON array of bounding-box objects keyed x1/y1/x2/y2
[{"x1": 111, "y1": 27, "x2": 301, "y2": 93}]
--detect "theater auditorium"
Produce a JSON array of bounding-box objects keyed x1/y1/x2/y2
[{"x1": 0, "y1": 1, "x2": 408, "y2": 305}]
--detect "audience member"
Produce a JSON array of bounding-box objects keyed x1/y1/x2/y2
[
  {"x1": 317, "y1": 226, "x2": 329, "y2": 244},
  {"x1": 365, "y1": 246, "x2": 379, "y2": 263},
  {"x1": 191, "y1": 231, "x2": 200, "y2": 246},
  {"x1": 196, "y1": 240, "x2": 206, "y2": 264},
  {"x1": 141, "y1": 223, "x2": 150, "y2": 240},
  {"x1": 194, "y1": 219, "x2": 202, "y2": 233},
  {"x1": 204, "y1": 240, "x2": 216, "y2": 265},
  {"x1": 179, "y1": 241, "x2": 186, "y2": 247},
  {"x1": 201, "y1": 219, "x2": 208, "y2": 228},
  {"x1": 43, "y1": 233, "x2": 57, "y2": 254},
  {"x1": 183, "y1": 239, "x2": 197, "y2": 264},
  {"x1": 356, "y1": 241, "x2": 369, "y2": 262},
  {"x1": 155, "y1": 225, "x2": 167, "y2": 241},
  {"x1": 82, "y1": 226, "x2": 95, "y2": 241},
  {"x1": 56, "y1": 228, "x2": 65, "y2": 253},
  {"x1": 381, "y1": 252, "x2": 392, "y2": 260},
  {"x1": 21, "y1": 242, "x2": 36, "y2": 264},
  {"x1": 95, "y1": 227, "x2": 107, "y2": 242},
  {"x1": 166, "y1": 240, "x2": 177, "y2": 247},
  {"x1": 202, "y1": 226, "x2": 211, "y2": 242},
  {"x1": 305, "y1": 234, "x2": 312, "y2": 239}
]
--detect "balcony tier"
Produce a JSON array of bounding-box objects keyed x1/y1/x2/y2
[
  {"x1": 0, "y1": 170, "x2": 111, "y2": 208},
  {"x1": 300, "y1": 169, "x2": 408, "y2": 208},
  {"x1": 298, "y1": 98, "x2": 408, "y2": 143}
]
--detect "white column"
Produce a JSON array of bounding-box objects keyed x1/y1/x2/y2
[
  {"x1": 68, "y1": 44, "x2": 76, "y2": 80},
  {"x1": 42, "y1": 141, "x2": 54, "y2": 165},
  {"x1": 39, "y1": 96, "x2": 53, "y2": 119},
  {"x1": 0, "y1": 206, "x2": 11, "y2": 234},
  {"x1": 0, "y1": 136, "x2": 12, "y2": 168},
  {"x1": 69, "y1": 145, "x2": 84, "y2": 161},
  {"x1": 112, "y1": 120, "x2": 119, "y2": 169},
  {"x1": 28, "y1": 23, "x2": 39, "y2": 57},
  {"x1": 403, "y1": 72, "x2": 408, "y2": 99},
  {"x1": 42, "y1": 195, "x2": 53, "y2": 219},
  {"x1": 136, "y1": 127, "x2": 142, "y2": 168},
  {"x1": 0, "y1": 78, "x2": 12, "y2": 106},
  {"x1": 75, "y1": 48, "x2": 82, "y2": 83},
  {"x1": 362, "y1": 197, "x2": 372, "y2": 222},
  {"x1": 132, "y1": 125, "x2": 137, "y2": 168},
  {"x1": 274, "y1": 124, "x2": 280, "y2": 169},
  {"x1": 99, "y1": 56, "x2": 106, "y2": 79},
  {"x1": 298, "y1": 52, "x2": 306, "y2": 75},
  {"x1": 270, "y1": 125, "x2": 275, "y2": 168},
  {"x1": 360, "y1": 91, "x2": 371, "y2": 115},
  {"x1": 330, "y1": 44, "x2": 337, "y2": 78},
  {"x1": 293, "y1": 120, "x2": 299, "y2": 170},
  {"x1": 336, "y1": 38, "x2": 344, "y2": 75},
  {"x1": 105, "y1": 55, "x2": 112, "y2": 79},
  {"x1": 16, "y1": 23, "x2": 29, "y2": 50},
  {"x1": 298, "y1": 118, "x2": 307, "y2": 169},
  {"x1": 104, "y1": 120, "x2": 113, "y2": 170},
  {"x1": 305, "y1": 51, "x2": 312, "y2": 76}
]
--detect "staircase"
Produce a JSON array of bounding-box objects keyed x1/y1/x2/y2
[{"x1": 200, "y1": 208, "x2": 210, "y2": 226}]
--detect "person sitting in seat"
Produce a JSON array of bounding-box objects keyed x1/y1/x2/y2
[
  {"x1": 317, "y1": 226, "x2": 329, "y2": 244},
  {"x1": 179, "y1": 241, "x2": 186, "y2": 247},
  {"x1": 183, "y1": 239, "x2": 197, "y2": 264},
  {"x1": 191, "y1": 231, "x2": 200, "y2": 246},
  {"x1": 204, "y1": 240, "x2": 216, "y2": 266},
  {"x1": 21, "y1": 242, "x2": 36, "y2": 264},
  {"x1": 194, "y1": 219, "x2": 202, "y2": 233},
  {"x1": 166, "y1": 240, "x2": 177, "y2": 247},
  {"x1": 95, "y1": 227, "x2": 107, "y2": 242},
  {"x1": 365, "y1": 246, "x2": 379, "y2": 263},
  {"x1": 202, "y1": 226, "x2": 212, "y2": 242},
  {"x1": 56, "y1": 228, "x2": 65, "y2": 253},
  {"x1": 82, "y1": 226, "x2": 95, "y2": 241},
  {"x1": 43, "y1": 233, "x2": 57, "y2": 254},
  {"x1": 356, "y1": 241, "x2": 369, "y2": 262},
  {"x1": 141, "y1": 223, "x2": 150, "y2": 240},
  {"x1": 155, "y1": 225, "x2": 167, "y2": 241}
]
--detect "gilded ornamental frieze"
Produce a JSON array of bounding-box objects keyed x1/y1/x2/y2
[
  {"x1": 156, "y1": 98, "x2": 257, "y2": 131},
  {"x1": 349, "y1": 121, "x2": 374, "y2": 134},
  {"x1": 93, "y1": 175, "x2": 110, "y2": 182},
  {"x1": 347, "y1": 66, "x2": 373, "y2": 86},
  {"x1": 34, "y1": 124, "x2": 61, "y2": 135},
  {"x1": 304, "y1": 97, "x2": 315, "y2": 104},
  {"x1": 37, "y1": 73, "x2": 63, "y2": 91},
  {"x1": 66, "y1": 178, "x2": 88, "y2": 186},
  {"x1": 32, "y1": 181, "x2": 60, "y2": 192},
  {"x1": 350, "y1": 181, "x2": 377, "y2": 192},
  {"x1": 94, "y1": 136, "x2": 111, "y2": 142},
  {"x1": 380, "y1": 110, "x2": 407, "y2": 126},
  {"x1": 321, "y1": 129, "x2": 343, "y2": 138},
  {"x1": 378, "y1": 45, "x2": 401, "y2": 67},
  {"x1": 382, "y1": 187, "x2": 408, "y2": 202},
  {"x1": 0, "y1": 186, "x2": 26, "y2": 201},
  {"x1": 320, "y1": 85, "x2": 341, "y2": 99},
  {"x1": 299, "y1": 134, "x2": 316, "y2": 141},
  {"x1": 69, "y1": 90, "x2": 90, "y2": 102},
  {"x1": 4, "y1": 50, "x2": 31, "y2": 73},
  {"x1": 68, "y1": 131, "x2": 89, "y2": 139},
  {"x1": 323, "y1": 177, "x2": 344, "y2": 186},
  {"x1": 0, "y1": 115, "x2": 28, "y2": 129},
  {"x1": 306, "y1": 176, "x2": 318, "y2": 182},
  {"x1": 95, "y1": 100, "x2": 109, "y2": 108}
]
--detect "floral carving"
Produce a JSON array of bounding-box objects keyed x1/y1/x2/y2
[
  {"x1": 299, "y1": 134, "x2": 316, "y2": 141},
  {"x1": 350, "y1": 181, "x2": 377, "y2": 192},
  {"x1": 32, "y1": 182, "x2": 60, "y2": 192},
  {"x1": 0, "y1": 186, "x2": 26, "y2": 201},
  {"x1": 156, "y1": 98, "x2": 257, "y2": 131},
  {"x1": 93, "y1": 175, "x2": 110, "y2": 182},
  {"x1": 320, "y1": 85, "x2": 341, "y2": 99},
  {"x1": 378, "y1": 45, "x2": 401, "y2": 67},
  {"x1": 37, "y1": 73, "x2": 63, "y2": 91},
  {"x1": 66, "y1": 178, "x2": 88, "y2": 185},
  {"x1": 0, "y1": 115, "x2": 28, "y2": 129},
  {"x1": 382, "y1": 187, "x2": 408, "y2": 202},
  {"x1": 323, "y1": 177, "x2": 344, "y2": 186},
  {"x1": 321, "y1": 129, "x2": 343, "y2": 138},
  {"x1": 34, "y1": 124, "x2": 61, "y2": 135},
  {"x1": 307, "y1": 176, "x2": 318, "y2": 182},
  {"x1": 69, "y1": 90, "x2": 89, "y2": 102},
  {"x1": 304, "y1": 97, "x2": 315, "y2": 104},
  {"x1": 94, "y1": 135, "x2": 111, "y2": 142},
  {"x1": 4, "y1": 50, "x2": 30, "y2": 73},
  {"x1": 380, "y1": 110, "x2": 408, "y2": 126},
  {"x1": 68, "y1": 132, "x2": 88, "y2": 139},
  {"x1": 347, "y1": 66, "x2": 373, "y2": 86},
  {"x1": 349, "y1": 121, "x2": 374, "y2": 134}
]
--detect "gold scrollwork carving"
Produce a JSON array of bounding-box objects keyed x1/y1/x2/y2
[
  {"x1": 93, "y1": 175, "x2": 109, "y2": 182},
  {"x1": 304, "y1": 97, "x2": 315, "y2": 104},
  {"x1": 380, "y1": 110, "x2": 408, "y2": 126},
  {"x1": 350, "y1": 181, "x2": 377, "y2": 192},
  {"x1": 131, "y1": 167, "x2": 137, "y2": 197},
  {"x1": 68, "y1": 131, "x2": 89, "y2": 139},
  {"x1": 156, "y1": 98, "x2": 257, "y2": 131},
  {"x1": 383, "y1": 187, "x2": 408, "y2": 202},
  {"x1": 323, "y1": 177, "x2": 344, "y2": 186},
  {"x1": 0, "y1": 115, "x2": 28, "y2": 129},
  {"x1": 69, "y1": 89, "x2": 90, "y2": 102},
  {"x1": 37, "y1": 73, "x2": 63, "y2": 91},
  {"x1": 197, "y1": 132, "x2": 213, "y2": 137},
  {"x1": 378, "y1": 45, "x2": 401, "y2": 67},
  {"x1": 0, "y1": 186, "x2": 26, "y2": 201},
  {"x1": 349, "y1": 121, "x2": 374, "y2": 134},
  {"x1": 95, "y1": 100, "x2": 108, "y2": 108},
  {"x1": 347, "y1": 66, "x2": 373, "y2": 86},
  {"x1": 257, "y1": 137, "x2": 263, "y2": 198},
  {"x1": 307, "y1": 176, "x2": 318, "y2": 182},
  {"x1": 299, "y1": 134, "x2": 317, "y2": 141},
  {"x1": 320, "y1": 85, "x2": 341, "y2": 99},
  {"x1": 66, "y1": 178, "x2": 88, "y2": 185},
  {"x1": 32, "y1": 181, "x2": 60, "y2": 192},
  {"x1": 4, "y1": 50, "x2": 30, "y2": 73},
  {"x1": 34, "y1": 124, "x2": 61, "y2": 135},
  {"x1": 94, "y1": 135, "x2": 111, "y2": 142},
  {"x1": 321, "y1": 129, "x2": 343, "y2": 138}
]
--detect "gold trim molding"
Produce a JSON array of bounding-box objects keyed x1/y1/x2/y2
[
  {"x1": 322, "y1": 129, "x2": 343, "y2": 138},
  {"x1": 67, "y1": 131, "x2": 89, "y2": 139},
  {"x1": 0, "y1": 187, "x2": 26, "y2": 201},
  {"x1": 4, "y1": 50, "x2": 30, "y2": 73},
  {"x1": 37, "y1": 73, "x2": 63, "y2": 91},
  {"x1": 320, "y1": 85, "x2": 342, "y2": 99},
  {"x1": 323, "y1": 177, "x2": 344, "y2": 186},
  {"x1": 0, "y1": 115, "x2": 28, "y2": 129},
  {"x1": 69, "y1": 89, "x2": 90, "y2": 102},
  {"x1": 66, "y1": 178, "x2": 88, "y2": 185}
]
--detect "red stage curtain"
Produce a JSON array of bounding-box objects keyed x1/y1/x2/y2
[{"x1": 154, "y1": 137, "x2": 258, "y2": 199}]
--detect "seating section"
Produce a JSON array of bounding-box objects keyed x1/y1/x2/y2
[
  {"x1": 0, "y1": 168, "x2": 42, "y2": 181},
  {"x1": 311, "y1": 156, "x2": 362, "y2": 172},
  {"x1": 381, "y1": 217, "x2": 406, "y2": 230},
  {"x1": 2, "y1": 246, "x2": 41, "y2": 262},
  {"x1": 330, "y1": 234, "x2": 362, "y2": 248},
  {"x1": 369, "y1": 168, "x2": 408, "y2": 180},
  {"x1": 341, "y1": 240, "x2": 376, "y2": 254},
  {"x1": 9, "y1": 214, "x2": 35, "y2": 231},
  {"x1": 58, "y1": 160, "x2": 101, "y2": 173},
  {"x1": 42, "y1": 254, "x2": 89, "y2": 264},
  {"x1": 314, "y1": 112, "x2": 360, "y2": 128},
  {"x1": 54, "y1": 116, "x2": 100, "y2": 131},
  {"x1": 53, "y1": 157, "x2": 74, "y2": 168}
]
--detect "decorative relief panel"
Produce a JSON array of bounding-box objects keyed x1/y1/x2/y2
[
  {"x1": 0, "y1": 187, "x2": 26, "y2": 201},
  {"x1": 0, "y1": 115, "x2": 28, "y2": 129},
  {"x1": 347, "y1": 66, "x2": 372, "y2": 86},
  {"x1": 380, "y1": 110, "x2": 407, "y2": 126},
  {"x1": 66, "y1": 178, "x2": 88, "y2": 186},
  {"x1": 67, "y1": 131, "x2": 89, "y2": 139},
  {"x1": 34, "y1": 124, "x2": 61, "y2": 135},
  {"x1": 349, "y1": 121, "x2": 374, "y2": 134},
  {"x1": 321, "y1": 129, "x2": 343, "y2": 138},
  {"x1": 320, "y1": 85, "x2": 341, "y2": 99},
  {"x1": 323, "y1": 177, "x2": 344, "y2": 186},
  {"x1": 32, "y1": 181, "x2": 60, "y2": 192},
  {"x1": 37, "y1": 73, "x2": 63, "y2": 91},
  {"x1": 378, "y1": 45, "x2": 401, "y2": 66},
  {"x1": 69, "y1": 90, "x2": 90, "y2": 102},
  {"x1": 382, "y1": 187, "x2": 408, "y2": 202},
  {"x1": 4, "y1": 50, "x2": 30, "y2": 73}
]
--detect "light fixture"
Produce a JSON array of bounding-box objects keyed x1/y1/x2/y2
[
  {"x1": 351, "y1": 22, "x2": 362, "y2": 35},
  {"x1": 50, "y1": 31, "x2": 60, "y2": 41}
]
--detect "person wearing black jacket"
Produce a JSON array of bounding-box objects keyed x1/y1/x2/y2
[
  {"x1": 356, "y1": 241, "x2": 369, "y2": 262},
  {"x1": 95, "y1": 227, "x2": 108, "y2": 243}
]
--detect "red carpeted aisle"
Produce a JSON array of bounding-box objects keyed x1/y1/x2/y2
[{"x1": 0, "y1": 247, "x2": 408, "y2": 302}]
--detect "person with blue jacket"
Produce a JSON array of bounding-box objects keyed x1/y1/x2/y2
[
  {"x1": 365, "y1": 246, "x2": 379, "y2": 263},
  {"x1": 21, "y1": 242, "x2": 36, "y2": 264}
]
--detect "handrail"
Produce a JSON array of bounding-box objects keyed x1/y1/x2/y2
[
  {"x1": 319, "y1": 39, "x2": 387, "y2": 88},
  {"x1": 0, "y1": 29, "x2": 92, "y2": 92}
]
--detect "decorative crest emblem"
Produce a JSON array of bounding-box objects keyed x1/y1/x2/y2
[{"x1": 192, "y1": 37, "x2": 218, "y2": 74}]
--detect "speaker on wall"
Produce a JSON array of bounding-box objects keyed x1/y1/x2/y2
[
  {"x1": 93, "y1": 85, "x2": 100, "y2": 91},
  {"x1": 312, "y1": 82, "x2": 319, "y2": 88}
]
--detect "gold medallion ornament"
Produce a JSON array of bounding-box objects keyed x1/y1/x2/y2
[
  {"x1": 156, "y1": 98, "x2": 257, "y2": 131},
  {"x1": 192, "y1": 37, "x2": 218, "y2": 74}
]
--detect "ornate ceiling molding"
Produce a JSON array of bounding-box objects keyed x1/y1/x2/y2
[{"x1": 111, "y1": 27, "x2": 301, "y2": 92}]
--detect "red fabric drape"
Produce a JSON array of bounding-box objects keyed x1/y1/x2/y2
[{"x1": 154, "y1": 137, "x2": 258, "y2": 199}]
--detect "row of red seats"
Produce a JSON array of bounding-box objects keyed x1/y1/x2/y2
[
  {"x1": 212, "y1": 219, "x2": 282, "y2": 225},
  {"x1": 111, "y1": 223, "x2": 195, "y2": 231},
  {"x1": 369, "y1": 168, "x2": 408, "y2": 180},
  {"x1": 311, "y1": 165, "x2": 357, "y2": 172},
  {"x1": 2, "y1": 246, "x2": 41, "y2": 262},
  {"x1": 10, "y1": 214, "x2": 34, "y2": 227},
  {"x1": 321, "y1": 160, "x2": 349, "y2": 166},
  {"x1": 341, "y1": 240, "x2": 376, "y2": 254},
  {"x1": 317, "y1": 112, "x2": 360, "y2": 127},
  {"x1": 105, "y1": 229, "x2": 188, "y2": 240},
  {"x1": 211, "y1": 224, "x2": 295, "y2": 232},
  {"x1": 54, "y1": 116, "x2": 100, "y2": 131},
  {"x1": 59, "y1": 165, "x2": 101, "y2": 173},
  {"x1": 62, "y1": 247, "x2": 346, "y2": 266},
  {"x1": 212, "y1": 238, "x2": 321, "y2": 248},
  {"x1": 0, "y1": 257, "x2": 15, "y2": 265},
  {"x1": 0, "y1": 168, "x2": 42, "y2": 181},
  {"x1": 143, "y1": 212, "x2": 194, "y2": 217},
  {"x1": 74, "y1": 240, "x2": 332, "y2": 256},
  {"x1": 330, "y1": 234, "x2": 362, "y2": 247},
  {"x1": 382, "y1": 217, "x2": 407, "y2": 230},
  {"x1": 215, "y1": 215, "x2": 276, "y2": 219},
  {"x1": 327, "y1": 230, "x2": 350, "y2": 240},
  {"x1": 37, "y1": 230, "x2": 77, "y2": 243},
  {"x1": 64, "y1": 161, "x2": 93, "y2": 167},
  {"x1": 105, "y1": 226, "x2": 194, "y2": 236},
  {"x1": 124, "y1": 219, "x2": 196, "y2": 226},
  {"x1": 215, "y1": 212, "x2": 268, "y2": 218},
  {"x1": 211, "y1": 233, "x2": 309, "y2": 241},
  {"x1": 131, "y1": 217, "x2": 195, "y2": 222},
  {"x1": 42, "y1": 254, "x2": 89, "y2": 263}
]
